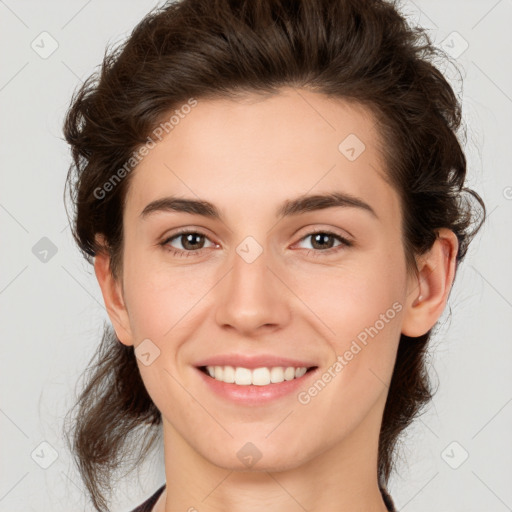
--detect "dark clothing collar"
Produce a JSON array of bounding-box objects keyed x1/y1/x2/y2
[{"x1": 130, "y1": 484, "x2": 396, "y2": 512}]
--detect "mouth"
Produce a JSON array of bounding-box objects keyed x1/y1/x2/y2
[{"x1": 197, "y1": 365, "x2": 318, "y2": 386}]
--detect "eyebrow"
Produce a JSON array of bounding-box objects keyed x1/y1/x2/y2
[{"x1": 139, "y1": 192, "x2": 378, "y2": 221}]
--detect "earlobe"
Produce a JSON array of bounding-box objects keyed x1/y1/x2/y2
[
  {"x1": 93, "y1": 240, "x2": 134, "y2": 346},
  {"x1": 401, "y1": 228, "x2": 459, "y2": 337}
]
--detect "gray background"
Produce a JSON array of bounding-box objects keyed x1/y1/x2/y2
[{"x1": 0, "y1": 0, "x2": 511, "y2": 511}]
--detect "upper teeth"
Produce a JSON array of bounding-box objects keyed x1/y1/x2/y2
[{"x1": 206, "y1": 366, "x2": 308, "y2": 386}]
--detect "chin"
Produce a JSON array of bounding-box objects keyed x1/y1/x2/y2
[{"x1": 198, "y1": 439, "x2": 315, "y2": 473}]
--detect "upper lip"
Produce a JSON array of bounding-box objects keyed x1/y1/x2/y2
[{"x1": 195, "y1": 354, "x2": 318, "y2": 370}]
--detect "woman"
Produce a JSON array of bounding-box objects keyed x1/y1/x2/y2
[{"x1": 62, "y1": 0, "x2": 485, "y2": 510}]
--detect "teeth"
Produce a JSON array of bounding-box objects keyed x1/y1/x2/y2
[
  {"x1": 223, "y1": 365, "x2": 235, "y2": 383},
  {"x1": 295, "y1": 367, "x2": 307, "y2": 378},
  {"x1": 235, "y1": 367, "x2": 252, "y2": 385},
  {"x1": 269, "y1": 367, "x2": 285, "y2": 383},
  {"x1": 204, "y1": 365, "x2": 309, "y2": 385}
]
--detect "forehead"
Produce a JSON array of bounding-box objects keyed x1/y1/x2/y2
[{"x1": 125, "y1": 88, "x2": 399, "y2": 224}]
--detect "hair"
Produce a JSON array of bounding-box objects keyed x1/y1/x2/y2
[{"x1": 62, "y1": 0, "x2": 485, "y2": 510}]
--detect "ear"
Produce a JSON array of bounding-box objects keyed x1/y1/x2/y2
[
  {"x1": 401, "y1": 228, "x2": 459, "y2": 337},
  {"x1": 93, "y1": 235, "x2": 134, "y2": 346}
]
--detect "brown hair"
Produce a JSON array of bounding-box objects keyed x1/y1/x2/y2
[{"x1": 62, "y1": 0, "x2": 485, "y2": 510}]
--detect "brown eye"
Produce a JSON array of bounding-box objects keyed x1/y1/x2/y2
[
  {"x1": 177, "y1": 233, "x2": 206, "y2": 250},
  {"x1": 309, "y1": 232, "x2": 337, "y2": 250},
  {"x1": 296, "y1": 230, "x2": 353, "y2": 256},
  {"x1": 161, "y1": 230, "x2": 216, "y2": 256}
]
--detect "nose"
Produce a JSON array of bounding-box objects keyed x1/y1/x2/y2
[{"x1": 214, "y1": 244, "x2": 291, "y2": 336}]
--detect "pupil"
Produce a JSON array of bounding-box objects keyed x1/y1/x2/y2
[
  {"x1": 184, "y1": 233, "x2": 203, "y2": 250},
  {"x1": 313, "y1": 233, "x2": 333, "y2": 249}
]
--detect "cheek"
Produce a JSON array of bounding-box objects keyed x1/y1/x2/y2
[
  {"x1": 290, "y1": 245, "x2": 406, "y2": 341},
  {"x1": 123, "y1": 251, "x2": 218, "y2": 341},
  {"x1": 290, "y1": 251, "x2": 405, "y2": 416}
]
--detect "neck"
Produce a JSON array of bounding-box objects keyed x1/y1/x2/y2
[{"x1": 158, "y1": 404, "x2": 390, "y2": 512}]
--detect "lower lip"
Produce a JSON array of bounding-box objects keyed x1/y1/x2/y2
[{"x1": 195, "y1": 367, "x2": 318, "y2": 405}]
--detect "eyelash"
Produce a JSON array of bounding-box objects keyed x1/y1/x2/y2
[{"x1": 159, "y1": 228, "x2": 353, "y2": 258}]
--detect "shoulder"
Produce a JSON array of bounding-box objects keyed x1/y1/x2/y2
[{"x1": 129, "y1": 485, "x2": 166, "y2": 512}]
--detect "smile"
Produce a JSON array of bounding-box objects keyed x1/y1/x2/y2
[{"x1": 200, "y1": 365, "x2": 314, "y2": 386}]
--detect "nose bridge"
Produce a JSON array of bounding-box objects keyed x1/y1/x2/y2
[
  {"x1": 232, "y1": 239, "x2": 269, "y2": 295},
  {"x1": 214, "y1": 235, "x2": 289, "y2": 331}
]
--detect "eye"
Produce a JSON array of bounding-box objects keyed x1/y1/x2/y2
[
  {"x1": 160, "y1": 230, "x2": 216, "y2": 257},
  {"x1": 295, "y1": 229, "x2": 353, "y2": 256}
]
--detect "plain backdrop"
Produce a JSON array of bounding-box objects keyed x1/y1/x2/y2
[{"x1": 1, "y1": 0, "x2": 511, "y2": 511}]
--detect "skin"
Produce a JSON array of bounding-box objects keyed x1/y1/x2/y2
[{"x1": 94, "y1": 87, "x2": 458, "y2": 512}]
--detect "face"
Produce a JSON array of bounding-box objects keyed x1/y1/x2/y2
[{"x1": 113, "y1": 88, "x2": 416, "y2": 472}]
